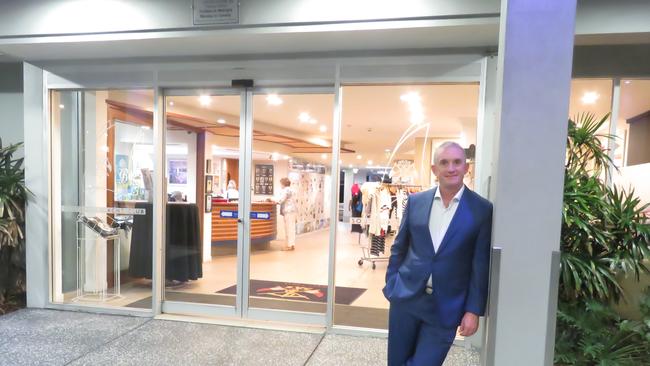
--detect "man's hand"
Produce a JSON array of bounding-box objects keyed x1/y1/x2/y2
[{"x1": 458, "y1": 312, "x2": 479, "y2": 337}]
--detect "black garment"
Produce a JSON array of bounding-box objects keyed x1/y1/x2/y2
[
  {"x1": 370, "y1": 232, "x2": 386, "y2": 256},
  {"x1": 129, "y1": 202, "x2": 203, "y2": 282},
  {"x1": 350, "y1": 192, "x2": 364, "y2": 233}
]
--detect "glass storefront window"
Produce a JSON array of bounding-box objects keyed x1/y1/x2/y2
[
  {"x1": 51, "y1": 89, "x2": 154, "y2": 309},
  {"x1": 334, "y1": 83, "x2": 480, "y2": 329}
]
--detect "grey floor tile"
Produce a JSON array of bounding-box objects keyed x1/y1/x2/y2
[
  {"x1": 69, "y1": 319, "x2": 323, "y2": 366},
  {"x1": 0, "y1": 309, "x2": 149, "y2": 366},
  {"x1": 305, "y1": 334, "x2": 479, "y2": 366},
  {"x1": 306, "y1": 334, "x2": 387, "y2": 366}
]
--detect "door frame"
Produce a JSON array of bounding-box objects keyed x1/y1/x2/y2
[{"x1": 161, "y1": 86, "x2": 336, "y2": 327}]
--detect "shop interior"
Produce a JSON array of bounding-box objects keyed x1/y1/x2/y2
[{"x1": 52, "y1": 78, "x2": 650, "y2": 330}]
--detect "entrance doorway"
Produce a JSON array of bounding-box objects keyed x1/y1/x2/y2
[{"x1": 159, "y1": 87, "x2": 336, "y2": 325}]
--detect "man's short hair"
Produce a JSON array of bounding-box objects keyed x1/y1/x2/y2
[{"x1": 433, "y1": 141, "x2": 466, "y2": 165}]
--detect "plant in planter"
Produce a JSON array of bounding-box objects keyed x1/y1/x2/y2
[
  {"x1": 0, "y1": 139, "x2": 29, "y2": 314},
  {"x1": 555, "y1": 113, "x2": 650, "y2": 364}
]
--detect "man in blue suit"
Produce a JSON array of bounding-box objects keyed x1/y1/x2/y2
[{"x1": 383, "y1": 141, "x2": 493, "y2": 365}]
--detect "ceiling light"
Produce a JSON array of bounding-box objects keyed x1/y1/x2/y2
[
  {"x1": 339, "y1": 159, "x2": 342, "y2": 164},
  {"x1": 199, "y1": 95, "x2": 212, "y2": 106},
  {"x1": 624, "y1": 80, "x2": 631, "y2": 84},
  {"x1": 385, "y1": 149, "x2": 391, "y2": 153},
  {"x1": 367, "y1": 160, "x2": 373, "y2": 165},
  {"x1": 168, "y1": 101, "x2": 174, "y2": 106},
  {"x1": 353, "y1": 168, "x2": 359, "y2": 174},
  {"x1": 217, "y1": 118, "x2": 226, "y2": 124},
  {"x1": 581, "y1": 91, "x2": 600, "y2": 105},
  {"x1": 319, "y1": 125, "x2": 327, "y2": 132},
  {"x1": 348, "y1": 164, "x2": 353, "y2": 168},
  {"x1": 100, "y1": 145, "x2": 109, "y2": 153},
  {"x1": 283, "y1": 155, "x2": 290, "y2": 160},
  {"x1": 299, "y1": 112, "x2": 311, "y2": 123},
  {"x1": 271, "y1": 152, "x2": 280, "y2": 161},
  {"x1": 266, "y1": 94, "x2": 283, "y2": 106},
  {"x1": 400, "y1": 92, "x2": 421, "y2": 103},
  {"x1": 356, "y1": 154, "x2": 362, "y2": 160},
  {"x1": 321, "y1": 153, "x2": 327, "y2": 160},
  {"x1": 59, "y1": 104, "x2": 65, "y2": 109}
]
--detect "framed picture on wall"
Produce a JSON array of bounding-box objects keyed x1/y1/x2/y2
[
  {"x1": 206, "y1": 159, "x2": 212, "y2": 174},
  {"x1": 205, "y1": 175, "x2": 213, "y2": 193},
  {"x1": 205, "y1": 195, "x2": 212, "y2": 213},
  {"x1": 168, "y1": 159, "x2": 188, "y2": 185},
  {"x1": 254, "y1": 164, "x2": 274, "y2": 195}
]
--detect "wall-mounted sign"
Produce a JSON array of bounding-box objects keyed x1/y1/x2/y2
[
  {"x1": 193, "y1": 0, "x2": 239, "y2": 25},
  {"x1": 254, "y1": 164, "x2": 274, "y2": 195}
]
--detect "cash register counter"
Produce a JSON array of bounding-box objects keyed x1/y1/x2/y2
[{"x1": 211, "y1": 200, "x2": 277, "y2": 246}]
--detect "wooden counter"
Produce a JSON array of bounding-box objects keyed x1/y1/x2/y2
[{"x1": 211, "y1": 200, "x2": 277, "y2": 245}]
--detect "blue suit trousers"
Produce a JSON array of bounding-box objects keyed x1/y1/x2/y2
[{"x1": 387, "y1": 294, "x2": 457, "y2": 366}]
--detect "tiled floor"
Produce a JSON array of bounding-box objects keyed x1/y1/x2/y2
[{"x1": 0, "y1": 309, "x2": 480, "y2": 366}]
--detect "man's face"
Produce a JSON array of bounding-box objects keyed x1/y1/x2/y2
[{"x1": 431, "y1": 146, "x2": 468, "y2": 190}]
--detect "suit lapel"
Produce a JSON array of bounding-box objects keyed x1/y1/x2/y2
[
  {"x1": 434, "y1": 188, "x2": 470, "y2": 256},
  {"x1": 422, "y1": 188, "x2": 436, "y2": 257}
]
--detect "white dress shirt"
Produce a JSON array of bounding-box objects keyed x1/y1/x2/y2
[{"x1": 426, "y1": 185, "x2": 465, "y2": 288}]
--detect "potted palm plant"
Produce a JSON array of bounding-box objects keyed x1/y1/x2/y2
[
  {"x1": 0, "y1": 139, "x2": 29, "y2": 314},
  {"x1": 555, "y1": 113, "x2": 650, "y2": 364}
]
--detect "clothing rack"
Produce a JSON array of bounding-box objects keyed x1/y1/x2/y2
[{"x1": 350, "y1": 217, "x2": 391, "y2": 270}]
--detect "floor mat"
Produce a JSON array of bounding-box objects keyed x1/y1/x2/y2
[{"x1": 217, "y1": 279, "x2": 366, "y2": 305}]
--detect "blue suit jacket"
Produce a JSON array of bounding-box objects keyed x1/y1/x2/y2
[{"x1": 382, "y1": 186, "x2": 493, "y2": 328}]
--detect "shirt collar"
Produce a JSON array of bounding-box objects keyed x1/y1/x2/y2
[{"x1": 434, "y1": 185, "x2": 465, "y2": 202}]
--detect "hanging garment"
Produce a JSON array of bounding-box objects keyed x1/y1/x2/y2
[
  {"x1": 370, "y1": 230, "x2": 386, "y2": 255},
  {"x1": 350, "y1": 188, "x2": 364, "y2": 233},
  {"x1": 379, "y1": 187, "x2": 392, "y2": 232}
]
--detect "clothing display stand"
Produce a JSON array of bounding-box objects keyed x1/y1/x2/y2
[
  {"x1": 351, "y1": 217, "x2": 389, "y2": 270},
  {"x1": 74, "y1": 214, "x2": 122, "y2": 302}
]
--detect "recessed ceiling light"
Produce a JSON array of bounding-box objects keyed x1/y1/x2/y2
[
  {"x1": 581, "y1": 91, "x2": 600, "y2": 105},
  {"x1": 624, "y1": 80, "x2": 631, "y2": 84},
  {"x1": 299, "y1": 112, "x2": 311, "y2": 123},
  {"x1": 271, "y1": 152, "x2": 280, "y2": 161},
  {"x1": 199, "y1": 95, "x2": 211, "y2": 106},
  {"x1": 321, "y1": 153, "x2": 327, "y2": 160},
  {"x1": 266, "y1": 94, "x2": 283, "y2": 106},
  {"x1": 59, "y1": 104, "x2": 65, "y2": 109},
  {"x1": 356, "y1": 154, "x2": 362, "y2": 160},
  {"x1": 400, "y1": 92, "x2": 421, "y2": 103},
  {"x1": 168, "y1": 100, "x2": 174, "y2": 106},
  {"x1": 283, "y1": 155, "x2": 290, "y2": 160},
  {"x1": 367, "y1": 160, "x2": 373, "y2": 165},
  {"x1": 385, "y1": 149, "x2": 391, "y2": 153},
  {"x1": 217, "y1": 118, "x2": 226, "y2": 124},
  {"x1": 319, "y1": 125, "x2": 327, "y2": 132}
]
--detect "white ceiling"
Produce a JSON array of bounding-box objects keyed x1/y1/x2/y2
[
  {"x1": 122, "y1": 83, "x2": 480, "y2": 168},
  {"x1": 0, "y1": 22, "x2": 498, "y2": 62}
]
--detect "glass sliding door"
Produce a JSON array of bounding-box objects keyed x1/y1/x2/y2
[
  {"x1": 334, "y1": 83, "x2": 481, "y2": 329},
  {"x1": 162, "y1": 91, "x2": 243, "y2": 312},
  {"x1": 51, "y1": 89, "x2": 155, "y2": 309},
  {"x1": 245, "y1": 90, "x2": 335, "y2": 320}
]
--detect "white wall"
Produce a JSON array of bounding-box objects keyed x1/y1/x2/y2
[
  {"x1": 24, "y1": 63, "x2": 48, "y2": 308},
  {"x1": 0, "y1": 63, "x2": 23, "y2": 157}
]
